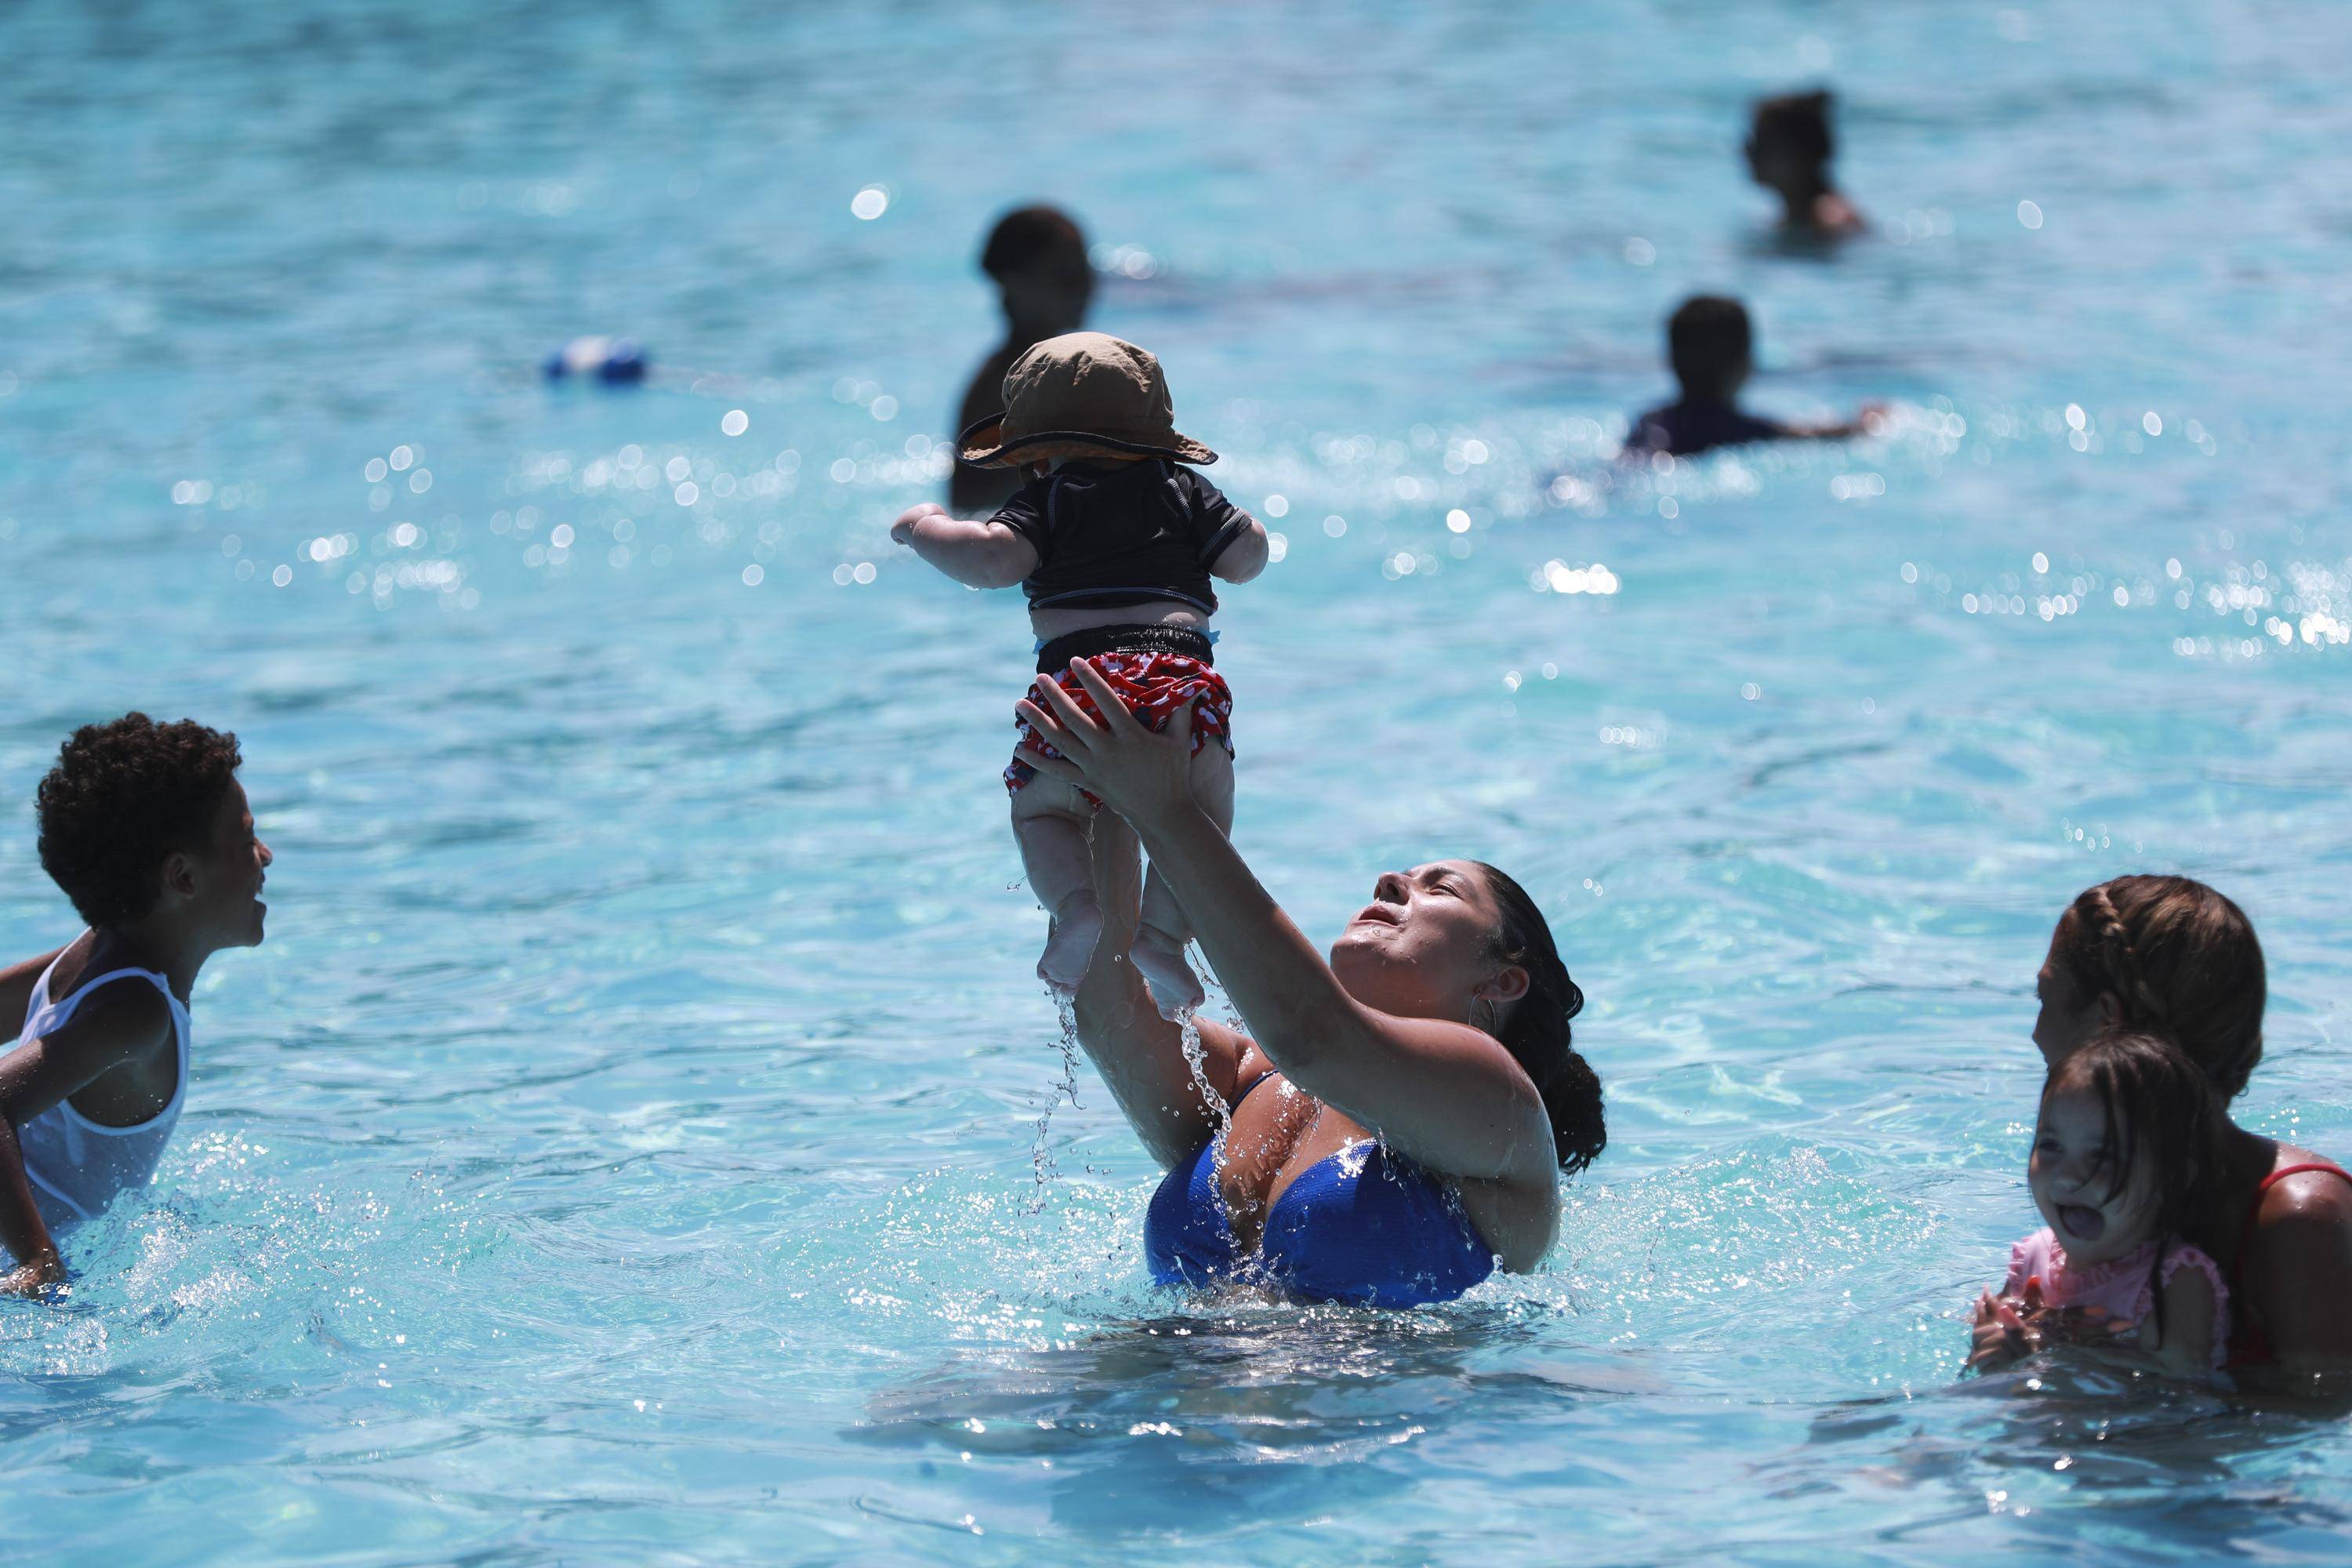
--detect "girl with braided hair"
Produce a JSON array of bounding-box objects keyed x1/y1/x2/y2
[{"x1": 2024, "y1": 875, "x2": 2352, "y2": 1376}]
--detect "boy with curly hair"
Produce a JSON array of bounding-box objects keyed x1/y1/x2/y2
[{"x1": 0, "y1": 713, "x2": 271, "y2": 1294}]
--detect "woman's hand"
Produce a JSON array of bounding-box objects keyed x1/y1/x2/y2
[
  {"x1": 1014, "y1": 659, "x2": 1201, "y2": 829},
  {"x1": 0, "y1": 1247, "x2": 64, "y2": 1299}
]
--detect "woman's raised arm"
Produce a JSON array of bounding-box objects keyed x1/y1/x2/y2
[{"x1": 1065, "y1": 809, "x2": 1257, "y2": 1171}]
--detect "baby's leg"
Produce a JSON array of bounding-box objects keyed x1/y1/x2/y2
[
  {"x1": 1012, "y1": 778, "x2": 1103, "y2": 992},
  {"x1": 1131, "y1": 742, "x2": 1236, "y2": 1019}
]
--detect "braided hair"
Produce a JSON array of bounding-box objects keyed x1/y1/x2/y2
[
  {"x1": 1472, "y1": 863, "x2": 1606, "y2": 1173},
  {"x1": 2054, "y1": 876, "x2": 2266, "y2": 1101}
]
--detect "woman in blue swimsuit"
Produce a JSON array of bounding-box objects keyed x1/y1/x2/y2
[{"x1": 1018, "y1": 661, "x2": 1605, "y2": 1307}]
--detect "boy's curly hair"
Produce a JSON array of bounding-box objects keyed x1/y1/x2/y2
[{"x1": 36, "y1": 713, "x2": 243, "y2": 927}]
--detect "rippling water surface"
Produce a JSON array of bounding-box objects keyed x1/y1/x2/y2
[{"x1": 5, "y1": 2, "x2": 2352, "y2": 1561}]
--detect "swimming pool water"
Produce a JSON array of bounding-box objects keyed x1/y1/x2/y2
[{"x1": 5, "y1": 2, "x2": 2351, "y2": 1561}]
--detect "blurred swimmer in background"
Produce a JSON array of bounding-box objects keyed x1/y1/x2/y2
[
  {"x1": 950, "y1": 205, "x2": 1097, "y2": 515},
  {"x1": 1746, "y1": 90, "x2": 1865, "y2": 240},
  {"x1": 1624, "y1": 296, "x2": 1882, "y2": 458}
]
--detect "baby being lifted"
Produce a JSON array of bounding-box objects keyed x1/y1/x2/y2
[{"x1": 892, "y1": 332, "x2": 1268, "y2": 1017}]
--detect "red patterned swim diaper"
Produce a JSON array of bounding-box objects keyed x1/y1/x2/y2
[{"x1": 1005, "y1": 652, "x2": 1235, "y2": 799}]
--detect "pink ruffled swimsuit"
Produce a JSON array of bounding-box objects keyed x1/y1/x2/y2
[{"x1": 2005, "y1": 1228, "x2": 2231, "y2": 1370}]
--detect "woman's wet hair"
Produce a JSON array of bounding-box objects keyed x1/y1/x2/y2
[
  {"x1": 2054, "y1": 875, "x2": 2266, "y2": 1100},
  {"x1": 1668, "y1": 296, "x2": 1753, "y2": 401},
  {"x1": 1751, "y1": 90, "x2": 1835, "y2": 167},
  {"x1": 980, "y1": 205, "x2": 1089, "y2": 282},
  {"x1": 2041, "y1": 1029, "x2": 2219, "y2": 1340},
  {"x1": 36, "y1": 713, "x2": 242, "y2": 927},
  {"x1": 1472, "y1": 863, "x2": 1605, "y2": 1173}
]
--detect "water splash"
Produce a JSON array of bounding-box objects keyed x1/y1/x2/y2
[
  {"x1": 1025, "y1": 995, "x2": 1086, "y2": 1213},
  {"x1": 1174, "y1": 1007, "x2": 1230, "y2": 1145}
]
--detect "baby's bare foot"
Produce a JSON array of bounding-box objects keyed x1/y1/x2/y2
[
  {"x1": 1129, "y1": 925, "x2": 1206, "y2": 1020},
  {"x1": 1037, "y1": 891, "x2": 1104, "y2": 992}
]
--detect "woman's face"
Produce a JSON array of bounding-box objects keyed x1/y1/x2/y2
[
  {"x1": 2032, "y1": 925, "x2": 2112, "y2": 1067},
  {"x1": 1330, "y1": 860, "x2": 1519, "y2": 1021}
]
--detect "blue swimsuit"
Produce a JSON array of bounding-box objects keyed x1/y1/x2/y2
[{"x1": 1144, "y1": 1076, "x2": 1496, "y2": 1308}]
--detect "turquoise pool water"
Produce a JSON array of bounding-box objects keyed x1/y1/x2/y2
[{"x1": 5, "y1": 2, "x2": 2351, "y2": 1560}]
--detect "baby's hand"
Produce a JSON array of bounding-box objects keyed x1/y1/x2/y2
[{"x1": 891, "y1": 503, "x2": 948, "y2": 546}]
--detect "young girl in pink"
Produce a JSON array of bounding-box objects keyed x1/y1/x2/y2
[{"x1": 1969, "y1": 1030, "x2": 2230, "y2": 1379}]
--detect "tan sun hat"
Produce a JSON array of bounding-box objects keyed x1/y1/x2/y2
[{"x1": 959, "y1": 332, "x2": 1217, "y2": 469}]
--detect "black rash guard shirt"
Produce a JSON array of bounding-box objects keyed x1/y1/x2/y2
[{"x1": 991, "y1": 459, "x2": 1248, "y2": 615}]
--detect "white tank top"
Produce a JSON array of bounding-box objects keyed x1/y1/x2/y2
[{"x1": 13, "y1": 949, "x2": 191, "y2": 1224}]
